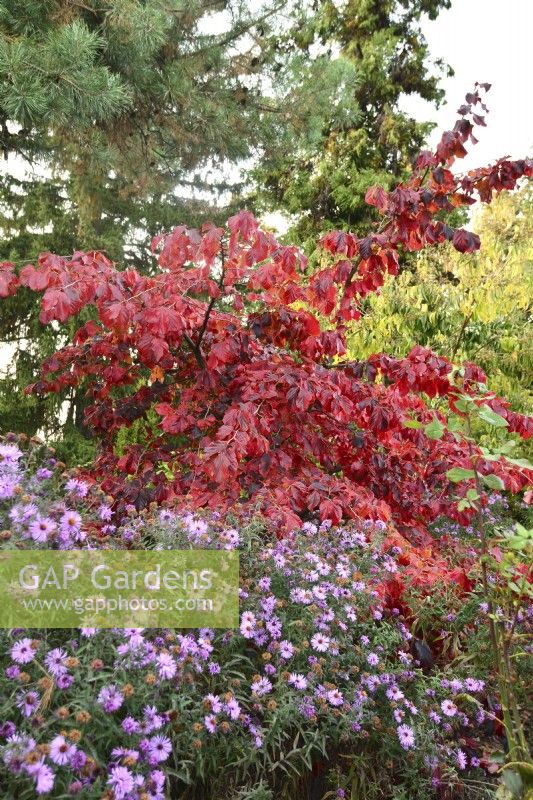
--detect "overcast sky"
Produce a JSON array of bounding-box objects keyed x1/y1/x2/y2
[{"x1": 401, "y1": 0, "x2": 533, "y2": 169}]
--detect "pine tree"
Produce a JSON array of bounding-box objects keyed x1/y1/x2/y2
[{"x1": 0, "y1": 0, "x2": 293, "y2": 452}]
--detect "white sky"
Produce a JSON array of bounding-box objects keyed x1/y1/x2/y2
[{"x1": 401, "y1": 0, "x2": 533, "y2": 169}]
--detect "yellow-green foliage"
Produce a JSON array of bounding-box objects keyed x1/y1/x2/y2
[{"x1": 347, "y1": 187, "x2": 533, "y2": 414}]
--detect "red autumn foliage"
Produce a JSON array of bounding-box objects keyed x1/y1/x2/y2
[{"x1": 2, "y1": 85, "x2": 532, "y2": 533}]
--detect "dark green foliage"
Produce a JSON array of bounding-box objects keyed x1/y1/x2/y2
[{"x1": 253, "y1": 0, "x2": 452, "y2": 247}]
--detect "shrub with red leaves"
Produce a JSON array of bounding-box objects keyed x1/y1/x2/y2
[{"x1": 1, "y1": 85, "x2": 532, "y2": 533}]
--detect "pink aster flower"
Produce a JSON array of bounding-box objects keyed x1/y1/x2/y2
[
  {"x1": 29, "y1": 516, "x2": 57, "y2": 542},
  {"x1": 59, "y1": 510, "x2": 82, "y2": 536},
  {"x1": 327, "y1": 689, "x2": 344, "y2": 707},
  {"x1": 224, "y1": 698, "x2": 241, "y2": 720},
  {"x1": 288, "y1": 673, "x2": 308, "y2": 690},
  {"x1": 204, "y1": 694, "x2": 222, "y2": 713},
  {"x1": 279, "y1": 640, "x2": 295, "y2": 659},
  {"x1": 440, "y1": 699, "x2": 457, "y2": 717},
  {"x1": 49, "y1": 734, "x2": 77, "y2": 766},
  {"x1": 239, "y1": 611, "x2": 256, "y2": 639},
  {"x1": 26, "y1": 759, "x2": 55, "y2": 794},
  {"x1": 311, "y1": 633, "x2": 330, "y2": 652},
  {"x1": 204, "y1": 714, "x2": 217, "y2": 733}
]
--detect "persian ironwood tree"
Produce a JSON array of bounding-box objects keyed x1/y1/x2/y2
[{"x1": 1, "y1": 85, "x2": 532, "y2": 534}]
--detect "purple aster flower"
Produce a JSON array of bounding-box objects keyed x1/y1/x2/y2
[
  {"x1": 224, "y1": 698, "x2": 241, "y2": 720},
  {"x1": 97, "y1": 684, "x2": 124, "y2": 713},
  {"x1": 0, "y1": 721, "x2": 16, "y2": 738},
  {"x1": 143, "y1": 706, "x2": 164, "y2": 732},
  {"x1": 156, "y1": 652, "x2": 177, "y2": 680},
  {"x1": 59, "y1": 510, "x2": 83, "y2": 537},
  {"x1": 107, "y1": 765, "x2": 135, "y2": 799},
  {"x1": 6, "y1": 665, "x2": 20, "y2": 679},
  {"x1": 71, "y1": 750, "x2": 87, "y2": 770},
  {"x1": 65, "y1": 478, "x2": 89, "y2": 498},
  {"x1": 464, "y1": 678, "x2": 485, "y2": 692},
  {"x1": 251, "y1": 677, "x2": 272, "y2": 696},
  {"x1": 367, "y1": 653, "x2": 379, "y2": 667},
  {"x1": 397, "y1": 724, "x2": 415, "y2": 750},
  {"x1": 0, "y1": 476, "x2": 17, "y2": 500},
  {"x1": 204, "y1": 694, "x2": 222, "y2": 713},
  {"x1": 148, "y1": 735, "x2": 172, "y2": 763},
  {"x1": 56, "y1": 673, "x2": 74, "y2": 690},
  {"x1": 456, "y1": 749, "x2": 467, "y2": 770},
  {"x1": 44, "y1": 647, "x2": 68, "y2": 677},
  {"x1": 98, "y1": 504, "x2": 113, "y2": 520},
  {"x1": 0, "y1": 443, "x2": 22, "y2": 464},
  {"x1": 279, "y1": 640, "x2": 295, "y2": 659},
  {"x1": 386, "y1": 685, "x2": 404, "y2": 701},
  {"x1": 122, "y1": 716, "x2": 141, "y2": 735},
  {"x1": 11, "y1": 637, "x2": 37, "y2": 664},
  {"x1": 16, "y1": 690, "x2": 39, "y2": 717}
]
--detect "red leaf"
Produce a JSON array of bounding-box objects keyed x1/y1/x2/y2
[
  {"x1": 365, "y1": 185, "x2": 389, "y2": 212},
  {"x1": 40, "y1": 289, "x2": 73, "y2": 323},
  {"x1": 0, "y1": 263, "x2": 18, "y2": 297},
  {"x1": 452, "y1": 229, "x2": 481, "y2": 253},
  {"x1": 20, "y1": 264, "x2": 50, "y2": 291}
]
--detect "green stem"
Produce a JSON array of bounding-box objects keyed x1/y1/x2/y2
[{"x1": 464, "y1": 412, "x2": 529, "y2": 763}]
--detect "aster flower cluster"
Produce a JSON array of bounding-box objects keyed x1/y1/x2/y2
[
  {"x1": 1, "y1": 436, "x2": 531, "y2": 798},
  {"x1": 0, "y1": 434, "x2": 112, "y2": 549}
]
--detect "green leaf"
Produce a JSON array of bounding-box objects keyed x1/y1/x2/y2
[
  {"x1": 501, "y1": 767, "x2": 523, "y2": 798},
  {"x1": 403, "y1": 419, "x2": 424, "y2": 429},
  {"x1": 424, "y1": 417, "x2": 445, "y2": 439},
  {"x1": 478, "y1": 404, "x2": 509, "y2": 427},
  {"x1": 505, "y1": 456, "x2": 533, "y2": 469},
  {"x1": 482, "y1": 474, "x2": 505, "y2": 490},
  {"x1": 454, "y1": 396, "x2": 473, "y2": 413},
  {"x1": 446, "y1": 467, "x2": 476, "y2": 483},
  {"x1": 466, "y1": 488, "x2": 480, "y2": 501}
]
